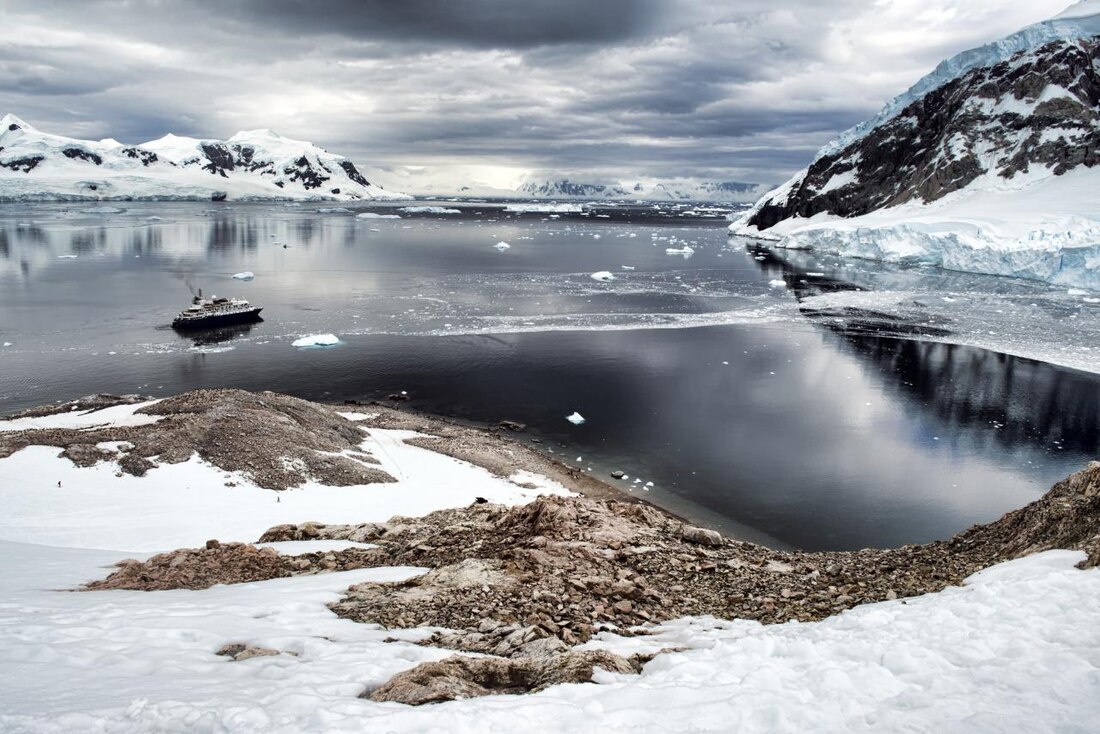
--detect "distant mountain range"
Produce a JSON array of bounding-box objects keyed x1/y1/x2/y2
[
  {"x1": 0, "y1": 115, "x2": 409, "y2": 201},
  {"x1": 516, "y1": 179, "x2": 766, "y2": 203}
]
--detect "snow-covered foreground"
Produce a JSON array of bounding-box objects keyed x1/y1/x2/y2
[
  {"x1": 1, "y1": 405, "x2": 1098, "y2": 731},
  {"x1": 0, "y1": 540, "x2": 1097, "y2": 732},
  {"x1": 734, "y1": 167, "x2": 1100, "y2": 290}
]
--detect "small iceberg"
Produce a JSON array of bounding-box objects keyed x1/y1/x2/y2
[
  {"x1": 57, "y1": 254, "x2": 78, "y2": 259},
  {"x1": 494, "y1": 241, "x2": 511, "y2": 250},
  {"x1": 621, "y1": 265, "x2": 635, "y2": 271},
  {"x1": 357, "y1": 212, "x2": 402, "y2": 220},
  {"x1": 292, "y1": 333, "x2": 341, "y2": 348},
  {"x1": 566, "y1": 412, "x2": 586, "y2": 425},
  {"x1": 665, "y1": 246, "x2": 695, "y2": 256},
  {"x1": 232, "y1": 271, "x2": 255, "y2": 280},
  {"x1": 590, "y1": 271, "x2": 615, "y2": 282},
  {"x1": 317, "y1": 207, "x2": 351, "y2": 213},
  {"x1": 768, "y1": 279, "x2": 786, "y2": 288}
]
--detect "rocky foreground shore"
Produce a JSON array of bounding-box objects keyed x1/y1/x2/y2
[{"x1": 6, "y1": 389, "x2": 1099, "y2": 705}]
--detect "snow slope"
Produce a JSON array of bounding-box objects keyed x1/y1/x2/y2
[
  {"x1": 0, "y1": 114, "x2": 408, "y2": 202},
  {"x1": 1, "y1": 404, "x2": 1099, "y2": 731},
  {"x1": 0, "y1": 406, "x2": 570, "y2": 551},
  {"x1": 731, "y1": 2, "x2": 1100, "y2": 289}
]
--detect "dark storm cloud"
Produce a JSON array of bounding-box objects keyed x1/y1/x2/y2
[
  {"x1": 193, "y1": 0, "x2": 671, "y2": 49},
  {"x1": 0, "y1": 0, "x2": 1072, "y2": 189}
]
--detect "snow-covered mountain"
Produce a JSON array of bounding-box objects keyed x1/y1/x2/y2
[
  {"x1": 0, "y1": 115, "x2": 408, "y2": 201},
  {"x1": 732, "y1": 1, "x2": 1100, "y2": 290},
  {"x1": 518, "y1": 179, "x2": 766, "y2": 203}
]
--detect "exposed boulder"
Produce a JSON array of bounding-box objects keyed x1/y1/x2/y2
[
  {"x1": 364, "y1": 649, "x2": 644, "y2": 705},
  {"x1": 216, "y1": 643, "x2": 281, "y2": 661}
]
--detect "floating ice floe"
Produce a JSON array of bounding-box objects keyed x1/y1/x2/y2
[
  {"x1": 493, "y1": 241, "x2": 511, "y2": 250},
  {"x1": 57, "y1": 254, "x2": 78, "y2": 259},
  {"x1": 356, "y1": 212, "x2": 401, "y2": 220},
  {"x1": 2, "y1": 342, "x2": 12, "y2": 347},
  {"x1": 590, "y1": 271, "x2": 615, "y2": 282},
  {"x1": 231, "y1": 271, "x2": 255, "y2": 281},
  {"x1": 316, "y1": 207, "x2": 351, "y2": 213},
  {"x1": 566, "y1": 412, "x2": 586, "y2": 425},
  {"x1": 665, "y1": 246, "x2": 695, "y2": 256},
  {"x1": 80, "y1": 206, "x2": 123, "y2": 215},
  {"x1": 400, "y1": 206, "x2": 461, "y2": 214},
  {"x1": 769, "y1": 279, "x2": 787, "y2": 288},
  {"x1": 291, "y1": 333, "x2": 341, "y2": 348},
  {"x1": 504, "y1": 203, "x2": 583, "y2": 213},
  {"x1": 621, "y1": 265, "x2": 635, "y2": 271}
]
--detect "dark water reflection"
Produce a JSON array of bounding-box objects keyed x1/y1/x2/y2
[{"x1": 2, "y1": 322, "x2": 1095, "y2": 551}]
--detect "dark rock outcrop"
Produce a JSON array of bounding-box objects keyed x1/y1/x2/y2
[
  {"x1": 0, "y1": 389, "x2": 394, "y2": 489},
  {"x1": 62, "y1": 148, "x2": 103, "y2": 165}
]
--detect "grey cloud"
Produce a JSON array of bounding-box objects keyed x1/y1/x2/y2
[{"x1": 0, "y1": 0, "x2": 1070, "y2": 187}]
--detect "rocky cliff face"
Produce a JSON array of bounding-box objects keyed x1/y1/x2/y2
[{"x1": 747, "y1": 37, "x2": 1100, "y2": 230}]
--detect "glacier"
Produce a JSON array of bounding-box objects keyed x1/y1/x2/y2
[{"x1": 743, "y1": 167, "x2": 1100, "y2": 291}]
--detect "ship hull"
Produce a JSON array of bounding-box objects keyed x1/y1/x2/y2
[{"x1": 172, "y1": 307, "x2": 263, "y2": 330}]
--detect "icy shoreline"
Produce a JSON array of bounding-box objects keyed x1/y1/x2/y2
[{"x1": 732, "y1": 168, "x2": 1100, "y2": 291}]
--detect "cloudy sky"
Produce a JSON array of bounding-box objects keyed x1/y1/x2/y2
[{"x1": 0, "y1": 0, "x2": 1072, "y2": 190}]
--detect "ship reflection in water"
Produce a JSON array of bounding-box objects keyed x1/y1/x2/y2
[{"x1": 178, "y1": 320, "x2": 262, "y2": 349}]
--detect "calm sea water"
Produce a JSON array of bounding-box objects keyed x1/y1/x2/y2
[{"x1": 1, "y1": 200, "x2": 1097, "y2": 550}]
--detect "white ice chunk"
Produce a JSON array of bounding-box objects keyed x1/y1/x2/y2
[
  {"x1": 231, "y1": 271, "x2": 255, "y2": 280},
  {"x1": 590, "y1": 271, "x2": 615, "y2": 282},
  {"x1": 400, "y1": 206, "x2": 460, "y2": 214},
  {"x1": 291, "y1": 333, "x2": 341, "y2": 348},
  {"x1": 665, "y1": 246, "x2": 695, "y2": 256},
  {"x1": 566, "y1": 412, "x2": 586, "y2": 425}
]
